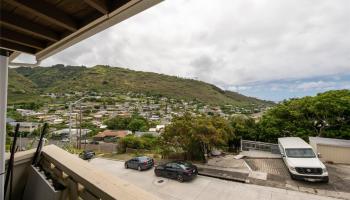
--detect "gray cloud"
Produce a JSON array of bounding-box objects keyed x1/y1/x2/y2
[{"x1": 14, "y1": 0, "x2": 350, "y2": 91}]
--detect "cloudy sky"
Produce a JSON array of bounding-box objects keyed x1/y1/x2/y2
[{"x1": 16, "y1": 0, "x2": 350, "y2": 101}]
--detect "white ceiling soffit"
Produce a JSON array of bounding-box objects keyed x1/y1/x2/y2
[{"x1": 32, "y1": 0, "x2": 163, "y2": 61}]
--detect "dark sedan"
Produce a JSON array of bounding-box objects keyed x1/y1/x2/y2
[
  {"x1": 125, "y1": 156, "x2": 154, "y2": 171},
  {"x1": 79, "y1": 150, "x2": 95, "y2": 160},
  {"x1": 154, "y1": 161, "x2": 198, "y2": 182}
]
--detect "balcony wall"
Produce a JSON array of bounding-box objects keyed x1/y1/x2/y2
[
  {"x1": 5, "y1": 148, "x2": 36, "y2": 200},
  {"x1": 6, "y1": 145, "x2": 161, "y2": 200}
]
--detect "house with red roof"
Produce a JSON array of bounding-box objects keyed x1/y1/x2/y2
[{"x1": 93, "y1": 130, "x2": 131, "y2": 143}]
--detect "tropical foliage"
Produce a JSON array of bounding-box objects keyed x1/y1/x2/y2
[
  {"x1": 105, "y1": 115, "x2": 149, "y2": 132},
  {"x1": 161, "y1": 90, "x2": 350, "y2": 160},
  {"x1": 117, "y1": 134, "x2": 159, "y2": 152},
  {"x1": 161, "y1": 113, "x2": 233, "y2": 160},
  {"x1": 257, "y1": 90, "x2": 350, "y2": 142}
]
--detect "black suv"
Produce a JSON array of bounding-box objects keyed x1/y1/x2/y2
[
  {"x1": 154, "y1": 161, "x2": 198, "y2": 182},
  {"x1": 125, "y1": 156, "x2": 154, "y2": 171},
  {"x1": 79, "y1": 150, "x2": 95, "y2": 160}
]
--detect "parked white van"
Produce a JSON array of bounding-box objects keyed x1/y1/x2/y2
[{"x1": 278, "y1": 137, "x2": 329, "y2": 182}]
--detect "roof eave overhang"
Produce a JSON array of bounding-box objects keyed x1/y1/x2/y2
[{"x1": 11, "y1": 0, "x2": 162, "y2": 62}]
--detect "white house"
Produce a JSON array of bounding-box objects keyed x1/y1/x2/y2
[
  {"x1": 309, "y1": 137, "x2": 350, "y2": 164},
  {"x1": 8, "y1": 122, "x2": 41, "y2": 133},
  {"x1": 52, "y1": 128, "x2": 91, "y2": 138}
]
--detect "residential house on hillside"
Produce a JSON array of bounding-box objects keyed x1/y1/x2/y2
[
  {"x1": 8, "y1": 122, "x2": 41, "y2": 133},
  {"x1": 150, "y1": 115, "x2": 160, "y2": 121},
  {"x1": 52, "y1": 128, "x2": 91, "y2": 139},
  {"x1": 149, "y1": 128, "x2": 157, "y2": 132},
  {"x1": 250, "y1": 112, "x2": 264, "y2": 122},
  {"x1": 93, "y1": 130, "x2": 132, "y2": 142},
  {"x1": 52, "y1": 118, "x2": 64, "y2": 124},
  {"x1": 36, "y1": 114, "x2": 61, "y2": 124},
  {"x1": 6, "y1": 118, "x2": 15, "y2": 124},
  {"x1": 156, "y1": 125, "x2": 165, "y2": 132},
  {"x1": 16, "y1": 109, "x2": 37, "y2": 116}
]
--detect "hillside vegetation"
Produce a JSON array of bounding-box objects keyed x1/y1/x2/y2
[
  {"x1": 231, "y1": 90, "x2": 350, "y2": 142},
  {"x1": 8, "y1": 65, "x2": 273, "y2": 106}
]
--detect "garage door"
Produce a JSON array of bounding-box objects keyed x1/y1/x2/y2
[{"x1": 318, "y1": 144, "x2": 350, "y2": 164}]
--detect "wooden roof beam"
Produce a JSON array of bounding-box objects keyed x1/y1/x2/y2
[
  {"x1": 0, "y1": 28, "x2": 46, "y2": 50},
  {"x1": 0, "y1": 39, "x2": 37, "y2": 54},
  {"x1": 0, "y1": 11, "x2": 60, "y2": 42},
  {"x1": 84, "y1": 0, "x2": 109, "y2": 14},
  {"x1": 6, "y1": 0, "x2": 78, "y2": 32}
]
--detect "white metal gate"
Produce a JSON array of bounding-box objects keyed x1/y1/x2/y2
[{"x1": 241, "y1": 139, "x2": 280, "y2": 154}]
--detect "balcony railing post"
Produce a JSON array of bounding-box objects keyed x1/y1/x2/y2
[
  {"x1": 0, "y1": 54, "x2": 9, "y2": 200},
  {"x1": 67, "y1": 178, "x2": 79, "y2": 200}
]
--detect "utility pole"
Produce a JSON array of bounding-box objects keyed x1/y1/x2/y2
[
  {"x1": 68, "y1": 104, "x2": 72, "y2": 143},
  {"x1": 75, "y1": 113, "x2": 78, "y2": 149},
  {"x1": 79, "y1": 104, "x2": 82, "y2": 149},
  {"x1": 19, "y1": 133, "x2": 22, "y2": 151},
  {"x1": 68, "y1": 97, "x2": 87, "y2": 144}
]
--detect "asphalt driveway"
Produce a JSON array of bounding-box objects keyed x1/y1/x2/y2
[{"x1": 245, "y1": 158, "x2": 350, "y2": 199}]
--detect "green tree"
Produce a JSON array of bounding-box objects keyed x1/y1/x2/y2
[
  {"x1": 105, "y1": 115, "x2": 149, "y2": 132},
  {"x1": 230, "y1": 115, "x2": 258, "y2": 140},
  {"x1": 258, "y1": 90, "x2": 350, "y2": 142},
  {"x1": 7, "y1": 109, "x2": 25, "y2": 121},
  {"x1": 105, "y1": 116, "x2": 131, "y2": 130},
  {"x1": 128, "y1": 119, "x2": 148, "y2": 132},
  {"x1": 6, "y1": 123, "x2": 13, "y2": 135},
  {"x1": 117, "y1": 134, "x2": 159, "y2": 153},
  {"x1": 161, "y1": 113, "x2": 233, "y2": 161}
]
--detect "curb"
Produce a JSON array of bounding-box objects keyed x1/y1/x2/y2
[
  {"x1": 198, "y1": 171, "x2": 247, "y2": 183},
  {"x1": 197, "y1": 166, "x2": 249, "y2": 183}
]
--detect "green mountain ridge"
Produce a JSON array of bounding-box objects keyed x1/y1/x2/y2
[{"x1": 8, "y1": 65, "x2": 273, "y2": 106}]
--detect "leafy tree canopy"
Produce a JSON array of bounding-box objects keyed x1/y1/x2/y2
[
  {"x1": 105, "y1": 114, "x2": 149, "y2": 132},
  {"x1": 258, "y1": 90, "x2": 350, "y2": 142},
  {"x1": 161, "y1": 113, "x2": 233, "y2": 160}
]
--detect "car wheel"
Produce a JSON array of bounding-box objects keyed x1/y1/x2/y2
[
  {"x1": 177, "y1": 174, "x2": 184, "y2": 182},
  {"x1": 155, "y1": 171, "x2": 161, "y2": 177},
  {"x1": 323, "y1": 177, "x2": 329, "y2": 183},
  {"x1": 290, "y1": 173, "x2": 296, "y2": 180},
  {"x1": 138, "y1": 166, "x2": 142, "y2": 171},
  {"x1": 125, "y1": 163, "x2": 128, "y2": 169}
]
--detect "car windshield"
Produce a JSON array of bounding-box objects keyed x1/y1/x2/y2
[{"x1": 285, "y1": 148, "x2": 316, "y2": 158}]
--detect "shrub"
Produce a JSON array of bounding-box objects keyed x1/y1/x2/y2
[{"x1": 117, "y1": 134, "x2": 160, "y2": 153}]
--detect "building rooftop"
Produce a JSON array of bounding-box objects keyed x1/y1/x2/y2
[
  {"x1": 94, "y1": 130, "x2": 130, "y2": 138},
  {"x1": 309, "y1": 137, "x2": 350, "y2": 148}
]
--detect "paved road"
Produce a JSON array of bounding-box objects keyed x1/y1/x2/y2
[{"x1": 89, "y1": 158, "x2": 336, "y2": 200}]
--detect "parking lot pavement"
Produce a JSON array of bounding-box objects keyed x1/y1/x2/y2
[
  {"x1": 245, "y1": 158, "x2": 290, "y2": 177},
  {"x1": 245, "y1": 158, "x2": 350, "y2": 199},
  {"x1": 89, "y1": 158, "x2": 336, "y2": 200},
  {"x1": 207, "y1": 155, "x2": 248, "y2": 170}
]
